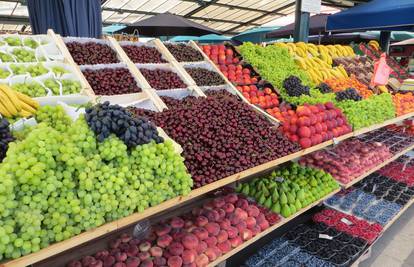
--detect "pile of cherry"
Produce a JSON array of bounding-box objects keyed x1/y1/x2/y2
[
  {"x1": 140, "y1": 68, "x2": 187, "y2": 90},
  {"x1": 66, "y1": 41, "x2": 119, "y2": 65},
  {"x1": 138, "y1": 91, "x2": 300, "y2": 188},
  {"x1": 67, "y1": 192, "x2": 279, "y2": 267},
  {"x1": 83, "y1": 68, "x2": 141, "y2": 95},
  {"x1": 122, "y1": 45, "x2": 167, "y2": 64}
]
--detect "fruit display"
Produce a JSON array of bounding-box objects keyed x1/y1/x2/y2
[
  {"x1": 354, "y1": 173, "x2": 414, "y2": 206},
  {"x1": 82, "y1": 67, "x2": 141, "y2": 95},
  {"x1": 0, "y1": 84, "x2": 39, "y2": 118},
  {"x1": 11, "y1": 82, "x2": 47, "y2": 97},
  {"x1": 140, "y1": 68, "x2": 187, "y2": 90},
  {"x1": 245, "y1": 223, "x2": 367, "y2": 267},
  {"x1": 324, "y1": 77, "x2": 373, "y2": 98},
  {"x1": 313, "y1": 208, "x2": 383, "y2": 244},
  {"x1": 237, "y1": 163, "x2": 339, "y2": 218},
  {"x1": 274, "y1": 42, "x2": 353, "y2": 84},
  {"x1": 121, "y1": 44, "x2": 167, "y2": 64},
  {"x1": 335, "y1": 88, "x2": 363, "y2": 102},
  {"x1": 143, "y1": 91, "x2": 300, "y2": 188},
  {"x1": 165, "y1": 43, "x2": 204, "y2": 62},
  {"x1": 278, "y1": 102, "x2": 352, "y2": 148},
  {"x1": 0, "y1": 118, "x2": 14, "y2": 162},
  {"x1": 283, "y1": 75, "x2": 310, "y2": 97},
  {"x1": 0, "y1": 103, "x2": 192, "y2": 260},
  {"x1": 332, "y1": 56, "x2": 373, "y2": 86},
  {"x1": 66, "y1": 41, "x2": 120, "y2": 65},
  {"x1": 184, "y1": 67, "x2": 225, "y2": 86},
  {"x1": 325, "y1": 188, "x2": 401, "y2": 225},
  {"x1": 66, "y1": 191, "x2": 278, "y2": 267},
  {"x1": 237, "y1": 84, "x2": 279, "y2": 110},
  {"x1": 300, "y1": 139, "x2": 392, "y2": 184},
  {"x1": 393, "y1": 92, "x2": 414, "y2": 116},
  {"x1": 238, "y1": 43, "x2": 312, "y2": 92}
]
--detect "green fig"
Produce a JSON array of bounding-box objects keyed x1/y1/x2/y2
[
  {"x1": 281, "y1": 204, "x2": 291, "y2": 218},
  {"x1": 272, "y1": 202, "x2": 281, "y2": 213}
]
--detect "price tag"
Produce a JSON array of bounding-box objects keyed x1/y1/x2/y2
[
  {"x1": 275, "y1": 177, "x2": 284, "y2": 182},
  {"x1": 319, "y1": 234, "x2": 333, "y2": 240},
  {"x1": 341, "y1": 218, "x2": 353, "y2": 225},
  {"x1": 332, "y1": 138, "x2": 339, "y2": 145}
]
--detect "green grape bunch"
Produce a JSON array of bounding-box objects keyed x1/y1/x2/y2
[
  {"x1": 4, "y1": 37, "x2": 22, "y2": 46},
  {"x1": 10, "y1": 64, "x2": 27, "y2": 75},
  {"x1": 51, "y1": 66, "x2": 69, "y2": 76},
  {"x1": 43, "y1": 79, "x2": 61, "y2": 95},
  {"x1": 12, "y1": 48, "x2": 36, "y2": 62},
  {"x1": 61, "y1": 80, "x2": 81, "y2": 95},
  {"x1": 0, "y1": 108, "x2": 193, "y2": 260},
  {"x1": 26, "y1": 64, "x2": 49, "y2": 77},
  {"x1": 0, "y1": 51, "x2": 15, "y2": 62},
  {"x1": 12, "y1": 82, "x2": 47, "y2": 98},
  {"x1": 0, "y1": 68, "x2": 11, "y2": 79},
  {"x1": 23, "y1": 38, "x2": 39, "y2": 49}
]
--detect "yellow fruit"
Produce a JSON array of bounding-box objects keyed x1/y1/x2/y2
[
  {"x1": 0, "y1": 91, "x2": 18, "y2": 116},
  {"x1": 0, "y1": 84, "x2": 21, "y2": 112},
  {"x1": 20, "y1": 101, "x2": 37, "y2": 114},
  {"x1": 338, "y1": 65, "x2": 348, "y2": 78},
  {"x1": 295, "y1": 57, "x2": 307, "y2": 69},
  {"x1": 19, "y1": 109, "x2": 32, "y2": 118},
  {"x1": 15, "y1": 91, "x2": 40, "y2": 109},
  {"x1": 0, "y1": 100, "x2": 12, "y2": 117}
]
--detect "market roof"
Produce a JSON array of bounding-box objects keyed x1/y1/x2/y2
[{"x1": 0, "y1": 0, "x2": 369, "y2": 34}]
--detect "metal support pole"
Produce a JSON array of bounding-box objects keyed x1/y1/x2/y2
[
  {"x1": 379, "y1": 31, "x2": 391, "y2": 54},
  {"x1": 294, "y1": 0, "x2": 310, "y2": 42}
]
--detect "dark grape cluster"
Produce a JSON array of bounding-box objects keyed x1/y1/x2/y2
[
  {"x1": 148, "y1": 91, "x2": 300, "y2": 188},
  {"x1": 283, "y1": 75, "x2": 310, "y2": 97},
  {"x1": 85, "y1": 102, "x2": 163, "y2": 147},
  {"x1": 165, "y1": 43, "x2": 204, "y2": 62},
  {"x1": 0, "y1": 118, "x2": 14, "y2": 162},
  {"x1": 316, "y1": 82, "x2": 333, "y2": 94},
  {"x1": 335, "y1": 88, "x2": 363, "y2": 101},
  {"x1": 185, "y1": 67, "x2": 225, "y2": 86}
]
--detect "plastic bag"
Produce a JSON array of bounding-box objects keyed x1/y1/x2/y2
[{"x1": 370, "y1": 53, "x2": 392, "y2": 86}]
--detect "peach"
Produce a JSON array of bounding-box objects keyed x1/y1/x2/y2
[
  {"x1": 258, "y1": 220, "x2": 270, "y2": 231},
  {"x1": 82, "y1": 256, "x2": 95, "y2": 266},
  {"x1": 219, "y1": 219, "x2": 231, "y2": 230},
  {"x1": 203, "y1": 202, "x2": 214, "y2": 210},
  {"x1": 206, "y1": 210, "x2": 220, "y2": 222},
  {"x1": 109, "y1": 239, "x2": 121, "y2": 249},
  {"x1": 299, "y1": 138, "x2": 312, "y2": 148},
  {"x1": 298, "y1": 126, "x2": 311, "y2": 138},
  {"x1": 196, "y1": 216, "x2": 209, "y2": 227},
  {"x1": 204, "y1": 236, "x2": 217, "y2": 247},
  {"x1": 146, "y1": 232, "x2": 157, "y2": 242},
  {"x1": 223, "y1": 203, "x2": 235, "y2": 213},
  {"x1": 235, "y1": 199, "x2": 248, "y2": 210},
  {"x1": 298, "y1": 116, "x2": 310, "y2": 127},
  {"x1": 153, "y1": 257, "x2": 166, "y2": 266},
  {"x1": 227, "y1": 226, "x2": 238, "y2": 239},
  {"x1": 297, "y1": 106, "x2": 311, "y2": 116},
  {"x1": 196, "y1": 241, "x2": 207, "y2": 254},
  {"x1": 227, "y1": 213, "x2": 241, "y2": 225},
  {"x1": 229, "y1": 236, "x2": 243, "y2": 248},
  {"x1": 217, "y1": 209, "x2": 226, "y2": 221},
  {"x1": 217, "y1": 230, "x2": 228, "y2": 243},
  {"x1": 169, "y1": 242, "x2": 184, "y2": 256},
  {"x1": 170, "y1": 217, "x2": 185, "y2": 229},
  {"x1": 103, "y1": 255, "x2": 115, "y2": 267},
  {"x1": 212, "y1": 246, "x2": 222, "y2": 258},
  {"x1": 236, "y1": 221, "x2": 247, "y2": 233},
  {"x1": 212, "y1": 197, "x2": 225, "y2": 208},
  {"x1": 119, "y1": 243, "x2": 130, "y2": 252},
  {"x1": 138, "y1": 252, "x2": 150, "y2": 261},
  {"x1": 234, "y1": 208, "x2": 248, "y2": 221},
  {"x1": 251, "y1": 225, "x2": 261, "y2": 236},
  {"x1": 139, "y1": 241, "x2": 151, "y2": 252},
  {"x1": 192, "y1": 227, "x2": 209, "y2": 240},
  {"x1": 155, "y1": 224, "x2": 172, "y2": 237},
  {"x1": 173, "y1": 231, "x2": 185, "y2": 242},
  {"x1": 157, "y1": 235, "x2": 173, "y2": 248},
  {"x1": 113, "y1": 263, "x2": 126, "y2": 267},
  {"x1": 168, "y1": 256, "x2": 183, "y2": 267},
  {"x1": 149, "y1": 246, "x2": 163, "y2": 257},
  {"x1": 115, "y1": 252, "x2": 127, "y2": 262},
  {"x1": 205, "y1": 222, "x2": 220, "y2": 236},
  {"x1": 246, "y1": 205, "x2": 260, "y2": 217},
  {"x1": 125, "y1": 257, "x2": 140, "y2": 267},
  {"x1": 204, "y1": 247, "x2": 217, "y2": 261},
  {"x1": 120, "y1": 233, "x2": 132, "y2": 243},
  {"x1": 183, "y1": 263, "x2": 197, "y2": 267},
  {"x1": 240, "y1": 229, "x2": 253, "y2": 241},
  {"x1": 217, "y1": 240, "x2": 232, "y2": 253},
  {"x1": 182, "y1": 250, "x2": 197, "y2": 264},
  {"x1": 195, "y1": 254, "x2": 209, "y2": 267},
  {"x1": 140, "y1": 259, "x2": 153, "y2": 267},
  {"x1": 246, "y1": 217, "x2": 256, "y2": 229},
  {"x1": 126, "y1": 245, "x2": 139, "y2": 257},
  {"x1": 184, "y1": 221, "x2": 194, "y2": 229},
  {"x1": 182, "y1": 233, "x2": 199, "y2": 250}
]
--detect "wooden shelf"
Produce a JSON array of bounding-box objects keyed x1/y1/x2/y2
[
  {"x1": 2, "y1": 112, "x2": 414, "y2": 267},
  {"x1": 339, "y1": 143, "x2": 414, "y2": 189},
  {"x1": 207, "y1": 189, "x2": 341, "y2": 267}
]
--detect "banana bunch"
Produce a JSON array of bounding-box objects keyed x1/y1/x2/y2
[
  {"x1": 0, "y1": 84, "x2": 39, "y2": 118},
  {"x1": 307, "y1": 66, "x2": 348, "y2": 84},
  {"x1": 368, "y1": 40, "x2": 380, "y2": 50}
]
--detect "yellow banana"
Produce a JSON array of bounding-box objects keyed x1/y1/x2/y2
[
  {"x1": 14, "y1": 91, "x2": 39, "y2": 109},
  {"x1": 20, "y1": 101, "x2": 37, "y2": 114},
  {"x1": 0, "y1": 90, "x2": 18, "y2": 116},
  {"x1": 0, "y1": 100, "x2": 12, "y2": 117},
  {"x1": 19, "y1": 109, "x2": 32, "y2": 118},
  {"x1": 295, "y1": 57, "x2": 307, "y2": 69},
  {"x1": 0, "y1": 84, "x2": 21, "y2": 112},
  {"x1": 338, "y1": 65, "x2": 348, "y2": 78}
]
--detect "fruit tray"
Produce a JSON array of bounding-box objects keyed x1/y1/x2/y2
[
  {"x1": 358, "y1": 127, "x2": 414, "y2": 154},
  {"x1": 325, "y1": 188, "x2": 402, "y2": 225},
  {"x1": 378, "y1": 158, "x2": 414, "y2": 186},
  {"x1": 245, "y1": 221, "x2": 368, "y2": 267},
  {"x1": 182, "y1": 61, "x2": 227, "y2": 87},
  {"x1": 63, "y1": 36, "x2": 121, "y2": 66},
  {"x1": 312, "y1": 208, "x2": 383, "y2": 244},
  {"x1": 163, "y1": 42, "x2": 205, "y2": 63},
  {"x1": 354, "y1": 172, "x2": 414, "y2": 206},
  {"x1": 137, "y1": 63, "x2": 191, "y2": 91},
  {"x1": 119, "y1": 41, "x2": 168, "y2": 64}
]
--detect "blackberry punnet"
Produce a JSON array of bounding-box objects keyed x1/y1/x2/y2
[
  {"x1": 66, "y1": 41, "x2": 119, "y2": 65},
  {"x1": 85, "y1": 102, "x2": 163, "y2": 147},
  {"x1": 283, "y1": 75, "x2": 310, "y2": 97}
]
